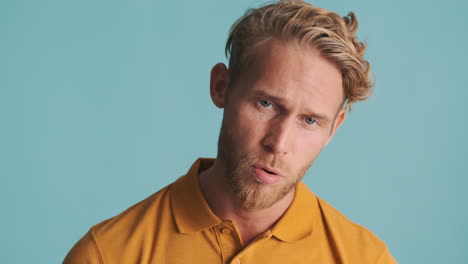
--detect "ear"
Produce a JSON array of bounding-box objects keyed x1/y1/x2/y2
[
  {"x1": 210, "y1": 63, "x2": 230, "y2": 108},
  {"x1": 325, "y1": 108, "x2": 347, "y2": 146}
]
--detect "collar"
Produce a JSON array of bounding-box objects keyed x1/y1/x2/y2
[
  {"x1": 170, "y1": 158, "x2": 222, "y2": 234},
  {"x1": 170, "y1": 158, "x2": 318, "y2": 242},
  {"x1": 269, "y1": 182, "x2": 318, "y2": 242}
]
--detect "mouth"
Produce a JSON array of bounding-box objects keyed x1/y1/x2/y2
[
  {"x1": 262, "y1": 168, "x2": 275, "y2": 174},
  {"x1": 251, "y1": 165, "x2": 284, "y2": 184}
]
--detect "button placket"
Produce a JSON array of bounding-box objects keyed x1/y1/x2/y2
[
  {"x1": 215, "y1": 222, "x2": 242, "y2": 264},
  {"x1": 231, "y1": 230, "x2": 272, "y2": 264},
  {"x1": 221, "y1": 228, "x2": 231, "y2": 235}
]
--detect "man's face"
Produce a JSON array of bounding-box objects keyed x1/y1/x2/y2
[{"x1": 213, "y1": 41, "x2": 346, "y2": 209}]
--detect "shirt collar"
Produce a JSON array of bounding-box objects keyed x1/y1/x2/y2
[
  {"x1": 170, "y1": 158, "x2": 318, "y2": 242},
  {"x1": 170, "y1": 158, "x2": 222, "y2": 234},
  {"x1": 270, "y1": 182, "x2": 318, "y2": 243}
]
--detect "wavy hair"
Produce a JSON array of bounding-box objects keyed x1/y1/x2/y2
[{"x1": 225, "y1": 0, "x2": 373, "y2": 110}]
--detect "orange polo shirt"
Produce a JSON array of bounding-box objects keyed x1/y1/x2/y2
[{"x1": 64, "y1": 158, "x2": 396, "y2": 264}]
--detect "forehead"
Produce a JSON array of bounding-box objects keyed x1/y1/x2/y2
[{"x1": 237, "y1": 40, "x2": 344, "y2": 115}]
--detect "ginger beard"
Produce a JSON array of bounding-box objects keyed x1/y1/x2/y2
[{"x1": 217, "y1": 121, "x2": 313, "y2": 210}]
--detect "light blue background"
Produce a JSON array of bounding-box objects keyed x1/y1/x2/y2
[{"x1": 2, "y1": 0, "x2": 467, "y2": 263}]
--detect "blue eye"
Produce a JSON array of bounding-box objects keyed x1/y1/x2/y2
[
  {"x1": 305, "y1": 117, "x2": 316, "y2": 125},
  {"x1": 259, "y1": 100, "x2": 272, "y2": 108}
]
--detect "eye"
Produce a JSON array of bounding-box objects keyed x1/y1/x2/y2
[
  {"x1": 305, "y1": 117, "x2": 316, "y2": 125},
  {"x1": 259, "y1": 99, "x2": 272, "y2": 108}
]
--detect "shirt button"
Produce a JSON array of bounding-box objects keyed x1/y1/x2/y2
[{"x1": 221, "y1": 228, "x2": 231, "y2": 235}]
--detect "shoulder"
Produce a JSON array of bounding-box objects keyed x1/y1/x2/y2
[
  {"x1": 317, "y1": 197, "x2": 381, "y2": 240},
  {"x1": 315, "y1": 196, "x2": 396, "y2": 263},
  {"x1": 64, "y1": 183, "x2": 175, "y2": 263},
  {"x1": 63, "y1": 229, "x2": 103, "y2": 264},
  {"x1": 92, "y1": 184, "x2": 173, "y2": 237}
]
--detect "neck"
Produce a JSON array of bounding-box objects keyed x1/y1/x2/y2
[{"x1": 198, "y1": 158, "x2": 295, "y2": 246}]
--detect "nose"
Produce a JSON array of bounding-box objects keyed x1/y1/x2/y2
[{"x1": 262, "y1": 117, "x2": 294, "y2": 155}]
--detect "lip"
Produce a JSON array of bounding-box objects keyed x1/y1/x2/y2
[{"x1": 251, "y1": 164, "x2": 285, "y2": 184}]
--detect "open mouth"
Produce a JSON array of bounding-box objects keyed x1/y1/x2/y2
[
  {"x1": 252, "y1": 166, "x2": 283, "y2": 184},
  {"x1": 262, "y1": 168, "x2": 276, "y2": 175}
]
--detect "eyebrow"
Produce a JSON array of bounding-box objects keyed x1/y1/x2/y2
[{"x1": 252, "y1": 90, "x2": 332, "y2": 123}]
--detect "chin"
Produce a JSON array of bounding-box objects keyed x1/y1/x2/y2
[{"x1": 235, "y1": 178, "x2": 295, "y2": 209}]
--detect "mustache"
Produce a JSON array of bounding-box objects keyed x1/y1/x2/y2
[{"x1": 241, "y1": 153, "x2": 287, "y2": 172}]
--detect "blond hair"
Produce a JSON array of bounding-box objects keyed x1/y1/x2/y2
[{"x1": 225, "y1": 0, "x2": 373, "y2": 110}]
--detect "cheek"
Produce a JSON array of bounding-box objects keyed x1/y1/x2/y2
[
  {"x1": 294, "y1": 130, "x2": 329, "y2": 158},
  {"x1": 235, "y1": 105, "x2": 269, "y2": 143},
  {"x1": 237, "y1": 111, "x2": 261, "y2": 136}
]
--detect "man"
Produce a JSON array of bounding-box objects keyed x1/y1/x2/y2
[{"x1": 64, "y1": 0, "x2": 396, "y2": 263}]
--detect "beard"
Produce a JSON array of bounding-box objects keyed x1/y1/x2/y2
[{"x1": 217, "y1": 120, "x2": 312, "y2": 210}]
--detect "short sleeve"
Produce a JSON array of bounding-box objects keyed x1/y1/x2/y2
[
  {"x1": 374, "y1": 246, "x2": 398, "y2": 264},
  {"x1": 63, "y1": 229, "x2": 103, "y2": 264}
]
